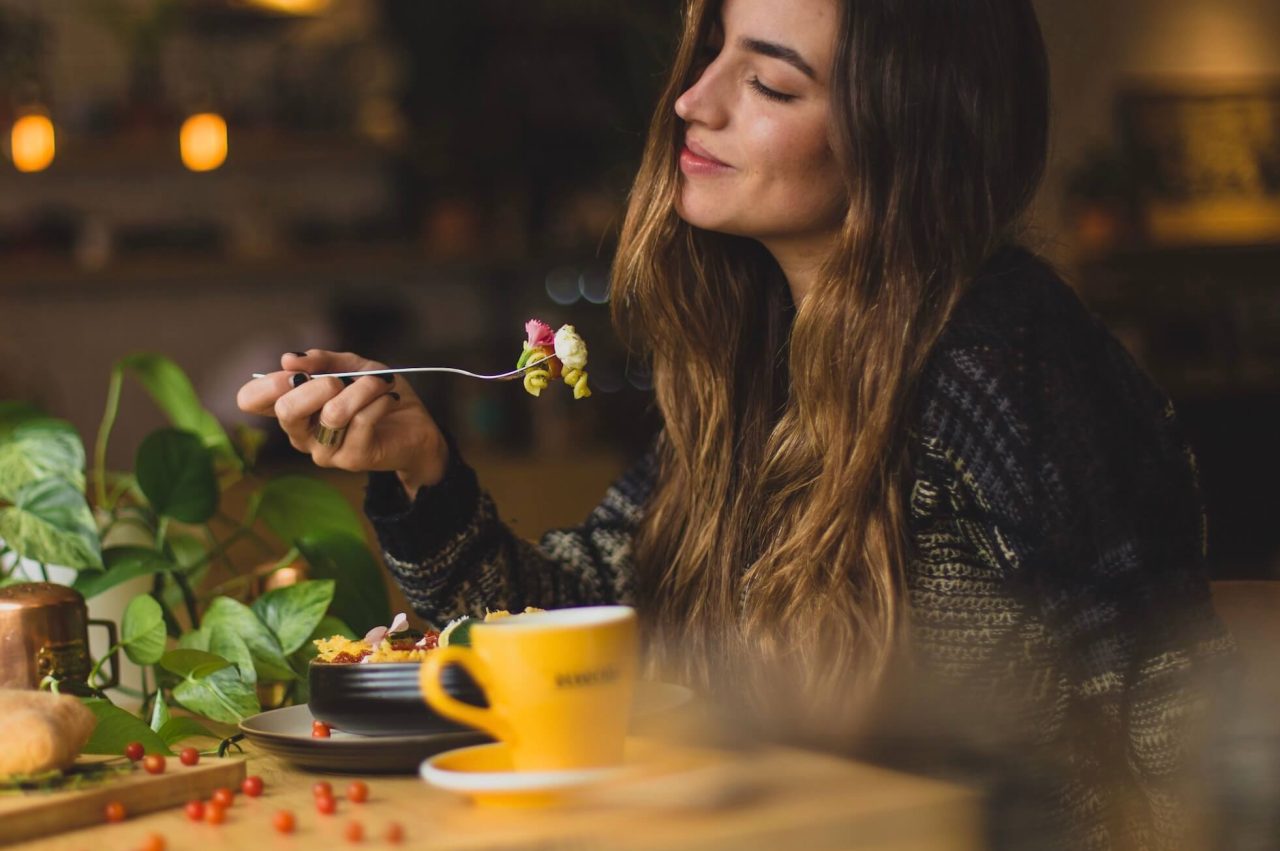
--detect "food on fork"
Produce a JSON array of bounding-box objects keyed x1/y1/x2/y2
[{"x1": 517, "y1": 319, "x2": 591, "y2": 399}]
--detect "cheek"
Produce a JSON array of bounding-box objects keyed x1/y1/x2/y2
[{"x1": 753, "y1": 121, "x2": 845, "y2": 222}]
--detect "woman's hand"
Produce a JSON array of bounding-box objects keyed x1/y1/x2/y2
[{"x1": 236, "y1": 350, "x2": 448, "y2": 496}]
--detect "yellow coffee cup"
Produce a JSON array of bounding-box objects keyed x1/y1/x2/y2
[{"x1": 419, "y1": 606, "x2": 637, "y2": 771}]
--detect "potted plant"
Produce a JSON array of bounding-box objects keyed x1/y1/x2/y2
[{"x1": 0, "y1": 353, "x2": 391, "y2": 754}]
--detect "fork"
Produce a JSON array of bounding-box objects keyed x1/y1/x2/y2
[{"x1": 251, "y1": 354, "x2": 554, "y2": 382}]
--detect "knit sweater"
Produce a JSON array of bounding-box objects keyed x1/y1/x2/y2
[{"x1": 365, "y1": 245, "x2": 1233, "y2": 850}]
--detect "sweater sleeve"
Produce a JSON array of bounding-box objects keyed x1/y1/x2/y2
[
  {"x1": 363, "y1": 429, "x2": 658, "y2": 626},
  {"x1": 911, "y1": 276, "x2": 1235, "y2": 849}
]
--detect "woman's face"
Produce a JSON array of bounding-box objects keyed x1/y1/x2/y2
[{"x1": 674, "y1": 0, "x2": 845, "y2": 245}]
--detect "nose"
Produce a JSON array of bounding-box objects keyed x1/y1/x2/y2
[{"x1": 674, "y1": 59, "x2": 729, "y2": 129}]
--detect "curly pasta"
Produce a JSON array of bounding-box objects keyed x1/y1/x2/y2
[{"x1": 523, "y1": 368, "x2": 551, "y2": 396}]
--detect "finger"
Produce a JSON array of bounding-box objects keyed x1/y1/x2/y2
[
  {"x1": 237, "y1": 371, "x2": 311, "y2": 417},
  {"x1": 316, "y1": 373, "x2": 397, "y2": 433},
  {"x1": 327, "y1": 392, "x2": 400, "y2": 472},
  {"x1": 300, "y1": 375, "x2": 396, "y2": 465},
  {"x1": 281, "y1": 349, "x2": 386, "y2": 376},
  {"x1": 274, "y1": 375, "x2": 348, "y2": 451}
]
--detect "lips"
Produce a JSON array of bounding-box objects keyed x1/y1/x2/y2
[{"x1": 683, "y1": 137, "x2": 729, "y2": 167}]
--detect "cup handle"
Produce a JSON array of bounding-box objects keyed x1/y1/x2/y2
[
  {"x1": 420, "y1": 646, "x2": 512, "y2": 742},
  {"x1": 88, "y1": 619, "x2": 120, "y2": 690}
]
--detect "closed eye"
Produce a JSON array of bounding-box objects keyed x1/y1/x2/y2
[{"x1": 749, "y1": 77, "x2": 796, "y2": 103}]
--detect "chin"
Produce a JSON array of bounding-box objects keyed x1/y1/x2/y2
[{"x1": 676, "y1": 196, "x2": 746, "y2": 236}]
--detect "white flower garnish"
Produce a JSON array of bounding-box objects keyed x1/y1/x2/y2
[{"x1": 554, "y1": 325, "x2": 588, "y2": 370}]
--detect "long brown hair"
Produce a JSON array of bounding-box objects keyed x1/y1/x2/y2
[{"x1": 611, "y1": 0, "x2": 1049, "y2": 730}]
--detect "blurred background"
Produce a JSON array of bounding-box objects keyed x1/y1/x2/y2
[{"x1": 0, "y1": 0, "x2": 1277, "y2": 585}]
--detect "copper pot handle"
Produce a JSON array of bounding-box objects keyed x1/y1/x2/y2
[{"x1": 88, "y1": 618, "x2": 120, "y2": 690}]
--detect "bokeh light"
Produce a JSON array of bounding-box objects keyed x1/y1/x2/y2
[
  {"x1": 180, "y1": 113, "x2": 228, "y2": 172},
  {"x1": 11, "y1": 115, "x2": 55, "y2": 173},
  {"x1": 545, "y1": 266, "x2": 581, "y2": 305},
  {"x1": 578, "y1": 267, "x2": 611, "y2": 304}
]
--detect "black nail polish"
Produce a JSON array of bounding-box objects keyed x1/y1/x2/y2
[
  {"x1": 378, "y1": 374, "x2": 395, "y2": 384},
  {"x1": 290, "y1": 351, "x2": 307, "y2": 357},
  {"x1": 290, "y1": 373, "x2": 310, "y2": 388},
  {"x1": 389, "y1": 392, "x2": 401, "y2": 401},
  {"x1": 340, "y1": 376, "x2": 354, "y2": 387}
]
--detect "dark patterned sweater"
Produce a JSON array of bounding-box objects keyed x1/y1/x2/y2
[{"x1": 365, "y1": 245, "x2": 1233, "y2": 850}]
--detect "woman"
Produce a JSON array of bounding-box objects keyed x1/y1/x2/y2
[{"x1": 238, "y1": 0, "x2": 1231, "y2": 847}]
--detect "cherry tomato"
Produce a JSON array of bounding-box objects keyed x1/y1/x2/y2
[
  {"x1": 179, "y1": 747, "x2": 199, "y2": 766},
  {"x1": 205, "y1": 802, "x2": 226, "y2": 825},
  {"x1": 315, "y1": 793, "x2": 337, "y2": 815},
  {"x1": 241, "y1": 775, "x2": 265, "y2": 797},
  {"x1": 139, "y1": 832, "x2": 166, "y2": 851},
  {"x1": 344, "y1": 820, "x2": 364, "y2": 843},
  {"x1": 346, "y1": 781, "x2": 369, "y2": 803},
  {"x1": 184, "y1": 800, "x2": 205, "y2": 822},
  {"x1": 272, "y1": 810, "x2": 296, "y2": 834},
  {"x1": 142, "y1": 754, "x2": 165, "y2": 775},
  {"x1": 104, "y1": 800, "x2": 127, "y2": 823},
  {"x1": 311, "y1": 721, "x2": 332, "y2": 738},
  {"x1": 212, "y1": 787, "x2": 235, "y2": 808},
  {"x1": 124, "y1": 742, "x2": 144, "y2": 762},
  {"x1": 385, "y1": 822, "x2": 405, "y2": 844},
  {"x1": 312, "y1": 781, "x2": 333, "y2": 798}
]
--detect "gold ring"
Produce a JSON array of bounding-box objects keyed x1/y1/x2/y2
[{"x1": 314, "y1": 421, "x2": 348, "y2": 448}]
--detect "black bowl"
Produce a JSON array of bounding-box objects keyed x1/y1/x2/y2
[{"x1": 308, "y1": 661, "x2": 488, "y2": 737}]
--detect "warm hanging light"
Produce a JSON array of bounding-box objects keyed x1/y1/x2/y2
[
  {"x1": 242, "y1": 0, "x2": 331, "y2": 14},
  {"x1": 180, "y1": 113, "x2": 228, "y2": 172},
  {"x1": 11, "y1": 114, "x2": 55, "y2": 173}
]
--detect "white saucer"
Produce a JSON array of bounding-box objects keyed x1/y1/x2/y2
[{"x1": 420, "y1": 739, "x2": 639, "y2": 807}]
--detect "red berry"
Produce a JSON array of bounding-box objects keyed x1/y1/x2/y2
[
  {"x1": 205, "y1": 802, "x2": 226, "y2": 825},
  {"x1": 316, "y1": 793, "x2": 337, "y2": 815},
  {"x1": 272, "y1": 810, "x2": 296, "y2": 834},
  {"x1": 312, "y1": 781, "x2": 332, "y2": 798},
  {"x1": 385, "y1": 822, "x2": 405, "y2": 844},
  {"x1": 311, "y1": 721, "x2": 331, "y2": 738},
  {"x1": 104, "y1": 800, "x2": 127, "y2": 823},
  {"x1": 124, "y1": 742, "x2": 144, "y2": 762},
  {"x1": 344, "y1": 820, "x2": 364, "y2": 843},
  {"x1": 179, "y1": 747, "x2": 199, "y2": 766},
  {"x1": 241, "y1": 775, "x2": 265, "y2": 797},
  {"x1": 139, "y1": 832, "x2": 166, "y2": 851},
  {"x1": 143, "y1": 754, "x2": 165, "y2": 775},
  {"x1": 212, "y1": 787, "x2": 235, "y2": 808},
  {"x1": 346, "y1": 780, "x2": 369, "y2": 803},
  {"x1": 184, "y1": 800, "x2": 205, "y2": 822}
]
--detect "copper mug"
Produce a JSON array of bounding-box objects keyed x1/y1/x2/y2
[{"x1": 0, "y1": 583, "x2": 118, "y2": 692}]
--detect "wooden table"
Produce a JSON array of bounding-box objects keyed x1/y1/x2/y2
[{"x1": 5, "y1": 743, "x2": 980, "y2": 851}]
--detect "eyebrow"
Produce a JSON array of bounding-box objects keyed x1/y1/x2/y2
[{"x1": 738, "y1": 36, "x2": 816, "y2": 80}]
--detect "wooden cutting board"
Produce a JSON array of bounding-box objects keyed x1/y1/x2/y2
[{"x1": 0, "y1": 756, "x2": 246, "y2": 846}]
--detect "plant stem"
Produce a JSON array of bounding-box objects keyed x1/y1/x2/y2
[
  {"x1": 186, "y1": 527, "x2": 251, "y2": 575},
  {"x1": 153, "y1": 574, "x2": 181, "y2": 638},
  {"x1": 88, "y1": 642, "x2": 122, "y2": 688},
  {"x1": 37, "y1": 562, "x2": 50, "y2": 582},
  {"x1": 215, "y1": 511, "x2": 277, "y2": 557},
  {"x1": 173, "y1": 570, "x2": 200, "y2": 629},
  {"x1": 93, "y1": 365, "x2": 125, "y2": 509},
  {"x1": 155, "y1": 517, "x2": 169, "y2": 550},
  {"x1": 105, "y1": 475, "x2": 135, "y2": 507}
]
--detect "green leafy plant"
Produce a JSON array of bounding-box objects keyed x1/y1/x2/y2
[{"x1": 0, "y1": 353, "x2": 390, "y2": 753}]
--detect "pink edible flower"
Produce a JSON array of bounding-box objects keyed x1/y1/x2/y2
[
  {"x1": 525, "y1": 319, "x2": 555, "y2": 349},
  {"x1": 363, "y1": 613, "x2": 408, "y2": 646}
]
